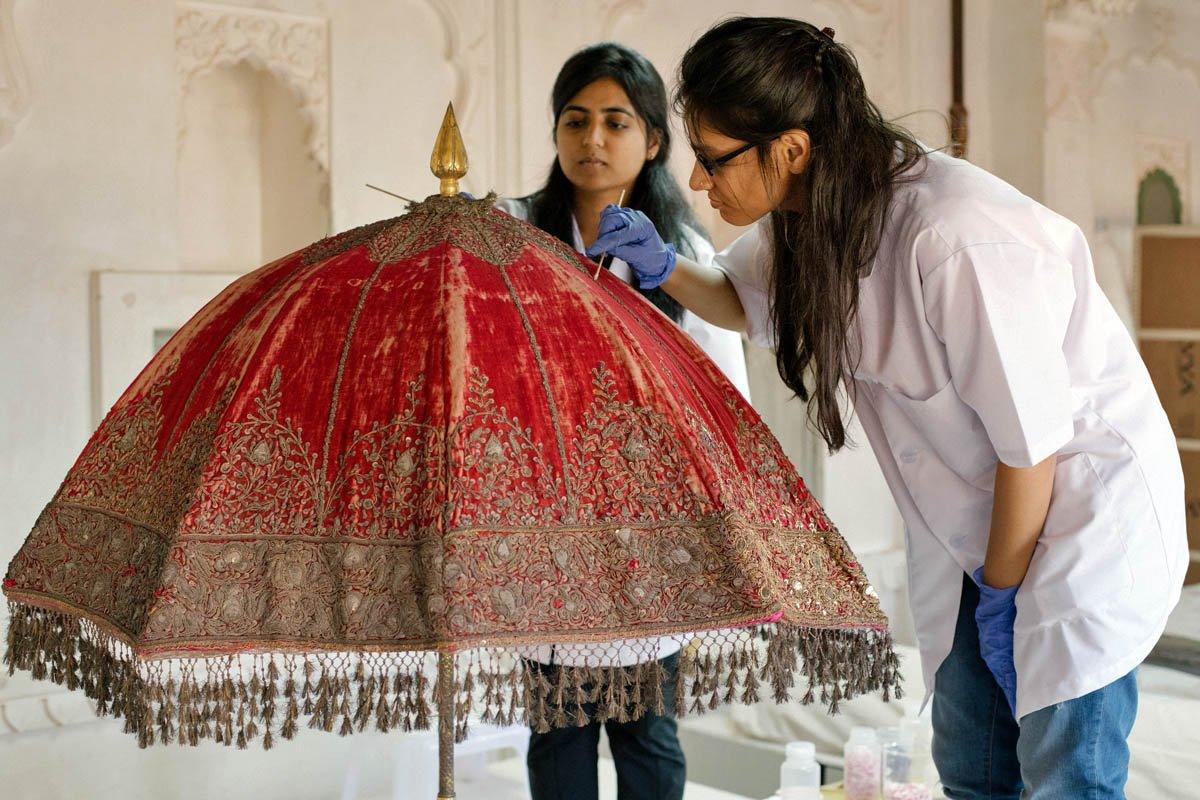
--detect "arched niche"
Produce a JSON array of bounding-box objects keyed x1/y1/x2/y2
[
  {"x1": 178, "y1": 62, "x2": 329, "y2": 269},
  {"x1": 1138, "y1": 167, "x2": 1183, "y2": 225}
]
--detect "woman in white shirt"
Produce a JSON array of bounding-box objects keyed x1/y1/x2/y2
[
  {"x1": 588, "y1": 18, "x2": 1187, "y2": 800},
  {"x1": 498, "y1": 42, "x2": 748, "y2": 800}
]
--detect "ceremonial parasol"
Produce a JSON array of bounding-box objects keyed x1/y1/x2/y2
[{"x1": 4, "y1": 104, "x2": 899, "y2": 798}]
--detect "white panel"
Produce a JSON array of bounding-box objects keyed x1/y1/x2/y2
[{"x1": 92, "y1": 270, "x2": 240, "y2": 423}]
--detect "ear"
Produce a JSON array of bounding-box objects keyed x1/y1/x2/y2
[
  {"x1": 777, "y1": 129, "x2": 811, "y2": 175},
  {"x1": 646, "y1": 129, "x2": 663, "y2": 161}
]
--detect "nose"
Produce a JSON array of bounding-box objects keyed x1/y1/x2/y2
[
  {"x1": 583, "y1": 119, "x2": 605, "y2": 148},
  {"x1": 689, "y1": 160, "x2": 711, "y2": 191}
]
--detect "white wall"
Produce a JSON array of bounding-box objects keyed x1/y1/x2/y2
[
  {"x1": 179, "y1": 62, "x2": 268, "y2": 268},
  {"x1": 1, "y1": 0, "x2": 179, "y2": 572},
  {"x1": 964, "y1": 0, "x2": 1046, "y2": 199},
  {"x1": 261, "y1": 67, "x2": 330, "y2": 261},
  {"x1": 3, "y1": 1, "x2": 1193, "y2": 797}
]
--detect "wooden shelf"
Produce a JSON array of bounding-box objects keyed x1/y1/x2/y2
[{"x1": 1136, "y1": 227, "x2": 1200, "y2": 583}]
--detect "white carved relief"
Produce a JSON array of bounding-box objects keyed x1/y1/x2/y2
[
  {"x1": 813, "y1": 0, "x2": 908, "y2": 110},
  {"x1": 491, "y1": 0, "x2": 523, "y2": 192},
  {"x1": 1091, "y1": 7, "x2": 1200, "y2": 96},
  {"x1": 0, "y1": 688, "x2": 102, "y2": 738},
  {"x1": 0, "y1": 0, "x2": 31, "y2": 148},
  {"x1": 419, "y1": 0, "x2": 474, "y2": 133},
  {"x1": 1042, "y1": 2, "x2": 1199, "y2": 333},
  {"x1": 175, "y1": 2, "x2": 330, "y2": 172},
  {"x1": 418, "y1": 0, "x2": 504, "y2": 191},
  {"x1": 1046, "y1": 0, "x2": 1140, "y2": 21},
  {"x1": 1048, "y1": 3, "x2": 1200, "y2": 124},
  {"x1": 597, "y1": 0, "x2": 647, "y2": 39},
  {"x1": 1138, "y1": 133, "x2": 1190, "y2": 217},
  {"x1": 854, "y1": 3, "x2": 906, "y2": 107},
  {"x1": 0, "y1": 644, "x2": 102, "y2": 738},
  {"x1": 1139, "y1": 134, "x2": 1190, "y2": 182},
  {"x1": 1045, "y1": 25, "x2": 1110, "y2": 123}
]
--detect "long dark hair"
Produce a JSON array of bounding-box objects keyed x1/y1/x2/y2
[
  {"x1": 676, "y1": 17, "x2": 924, "y2": 451},
  {"x1": 520, "y1": 43, "x2": 706, "y2": 323}
]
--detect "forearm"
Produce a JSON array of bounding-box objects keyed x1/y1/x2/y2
[
  {"x1": 660, "y1": 254, "x2": 747, "y2": 333},
  {"x1": 983, "y1": 455, "x2": 1058, "y2": 588}
]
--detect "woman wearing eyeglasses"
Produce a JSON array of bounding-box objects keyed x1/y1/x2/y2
[
  {"x1": 589, "y1": 17, "x2": 1186, "y2": 800},
  {"x1": 497, "y1": 42, "x2": 749, "y2": 800}
]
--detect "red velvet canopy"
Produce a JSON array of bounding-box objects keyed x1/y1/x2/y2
[{"x1": 4, "y1": 194, "x2": 897, "y2": 748}]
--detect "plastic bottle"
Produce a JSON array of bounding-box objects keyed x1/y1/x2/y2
[
  {"x1": 881, "y1": 714, "x2": 936, "y2": 800},
  {"x1": 843, "y1": 725, "x2": 881, "y2": 800},
  {"x1": 878, "y1": 724, "x2": 912, "y2": 788},
  {"x1": 779, "y1": 740, "x2": 821, "y2": 800}
]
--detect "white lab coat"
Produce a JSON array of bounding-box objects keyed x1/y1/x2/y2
[
  {"x1": 497, "y1": 196, "x2": 751, "y2": 667},
  {"x1": 715, "y1": 150, "x2": 1188, "y2": 718}
]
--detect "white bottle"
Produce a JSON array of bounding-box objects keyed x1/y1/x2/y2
[
  {"x1": 843, "y1": 725, "x2": 881, "y2": 800},
  {"x1": 779, "y1": 740, "x2": 821, "y2": 800}
]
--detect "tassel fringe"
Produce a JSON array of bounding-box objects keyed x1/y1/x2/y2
[{"x1": 4, "y1": 601, "x2": 901, "y2": 749}]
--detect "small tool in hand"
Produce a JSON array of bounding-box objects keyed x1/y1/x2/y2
[{"x1": 594, "y1": 188, "x2": 627, "y2": 280}]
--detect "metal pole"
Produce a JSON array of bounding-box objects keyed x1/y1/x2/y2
[
  {"x1": 437, "y1": 652, "x2": 455, "y2": 800},
  {"x1": 950, "y1": 0, "x2": 969, "y2": 158}
]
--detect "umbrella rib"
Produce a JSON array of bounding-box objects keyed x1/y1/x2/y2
[
  {"x1": 161, "y1": 256, "x2": 324, "y2": 449},
  {"x1": 320, "y1": 259, "x2": 391, "y2": 483},
  {"x1": 584, "y1": 270, "x2": 736, "y2": 505},
  {"x1": 495, "y1": 263, "x2": 576, "y2": 519}
]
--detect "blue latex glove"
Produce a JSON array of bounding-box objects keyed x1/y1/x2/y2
[
  {"x1": 584, "y1": 205, "x2": 677, "y2": 289},
  {"x1": 459, "y1": 191, "x2": 476, "y2": 200},
  {"x1": 972, "y1": 566, "x2": 1019, "y2": 717}
]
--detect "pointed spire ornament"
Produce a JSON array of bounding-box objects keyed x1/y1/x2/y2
[{"x1": 430, "y1": 102, "x2": 468, "y2": 197}]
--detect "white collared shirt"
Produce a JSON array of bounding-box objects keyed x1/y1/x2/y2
[{"x1": 715, "y1": 150, "x2": 1188, "y2": 717}]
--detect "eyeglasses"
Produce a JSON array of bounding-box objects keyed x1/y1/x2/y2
[{"x1": 694, "y1": 138, "x2": 777, "y2": 176}]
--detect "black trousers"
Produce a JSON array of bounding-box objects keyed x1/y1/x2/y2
[{"x1": 525, "y1": 653, "x2": 686, "y2": 800}]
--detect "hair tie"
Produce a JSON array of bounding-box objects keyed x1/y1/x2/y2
[{"x1": 813, "y1": 27, "x2": 835, "y2": 69}]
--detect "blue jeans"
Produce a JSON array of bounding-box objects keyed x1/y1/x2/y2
[{"x1": 932, "y1": 574, "x2": 1139, "y2": 799}]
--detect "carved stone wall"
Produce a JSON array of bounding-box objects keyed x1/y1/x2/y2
[
  {"x1": 0, "y1": 0, "x2": 30, "y2": 148},
  {"x1": 1042, "y1": 0, "x2": 1200, "y2": 319},
  {"x1": 175, "y1": 2, "x2": 330, "y2": 172},
  {"x1": 1139, "y1": 134, "x2": 1191, "y2": 218}
]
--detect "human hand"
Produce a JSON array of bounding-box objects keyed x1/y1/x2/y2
[
  {"x1": 584, "y1": 205, "x2": 677, "y2": 289},
  {"x1": 972, "y1": 566, "x2": 1019, "y2": 716}
]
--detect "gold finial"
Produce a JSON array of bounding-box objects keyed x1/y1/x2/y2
[{"x1": 431, "y1": 102, "x2": 468, "y2": 197}]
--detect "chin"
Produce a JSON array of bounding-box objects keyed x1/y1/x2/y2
[
  {"x1": 717, "y1": 207, "x2": 759, "y2": 227},
  {"x1": 564, "y1": 170, "x2": 618, "y2": 194}
]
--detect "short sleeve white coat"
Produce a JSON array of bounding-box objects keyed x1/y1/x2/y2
[{"x1": 717, "y1": 150, "x2": 1188, "y2": 718}]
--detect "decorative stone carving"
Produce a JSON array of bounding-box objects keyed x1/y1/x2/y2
[
  {"x1": 1046, "y1": 0, "x2": 1140, "y2": 20},
  {"x1": 0, "y1": 688, "x2": 102, "y2": 737},
  {"x1": 418, "y1": 0, "x2": 511, "y2": 192},
  {"x1": 0, "y1": 0, "x2": 31, "y2": 148},
  {"x1": 1048, "y1": 2, "x2": 1200, "y2": 125},
  {"x1": 597, "y1": 0, "x2": 647, "y2": 38},
  {"x1": 1138, "y1": 134, "x2": 1191, "y2": 220},
  {"x1": 1045, "y1": 21, "x2": 1112, "y2": 123},
  {"x1": 1092, "y1": 7, "x2": 1200, "y2": 96},
  {"x1": 175, "y1": 2, "x2": 330, "y2": 171},
  {"x1": 813, "y1": 0, "x2": 907, "y2": 111}
]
